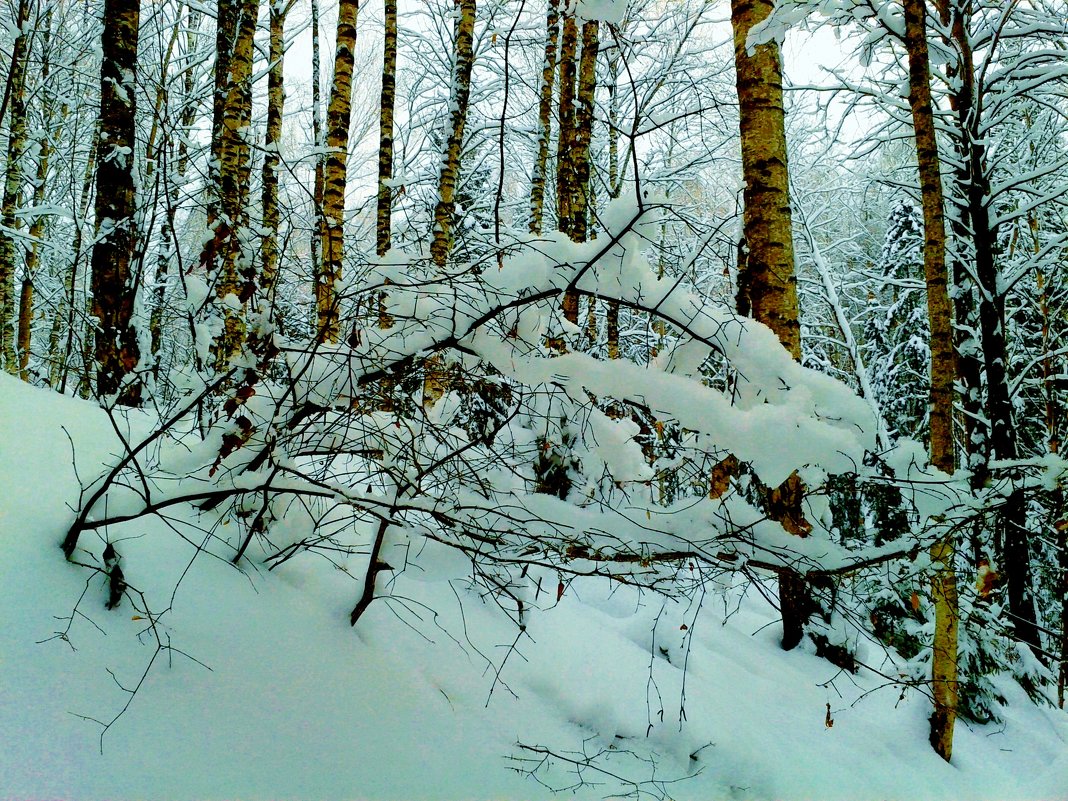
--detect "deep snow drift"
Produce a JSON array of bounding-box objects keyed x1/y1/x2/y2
[{"x1": 2, "y1": 373, "x2": 1066, "y2": 800}]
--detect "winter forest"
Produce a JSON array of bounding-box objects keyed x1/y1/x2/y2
[{"x1": 2, "y1": 0, "x2": 1068, "y2": 797}]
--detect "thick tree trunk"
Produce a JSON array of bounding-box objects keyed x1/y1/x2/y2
[
  {"x1": 90, "y1": 0, "x2": 142, "y2": 405},
  {"x1": 731, "y1": 0, "x2": 800, "y2": 358},
  {"x1": 0, "y1": 0, "x2": 30, "y2": 375},
  {"x1": 430, "y1": 0, "x2": 476, "y2": 268},
  {"x1": 529, "y1": 0, "x2": 559, "y2": 235},
  {"x1": 731, "y1": 0, "x2": 809, "y2": 650},
  {"x1": 903, "y1": 0, "x2": 958, "y2": 762},
  {"x1": 318, "y1": 0, "x2": 359, "y2": 342}
]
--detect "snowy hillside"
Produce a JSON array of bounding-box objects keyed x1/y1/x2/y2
[{"x1": 2, "y1": 373, "x2": 1066, "y2": 801}]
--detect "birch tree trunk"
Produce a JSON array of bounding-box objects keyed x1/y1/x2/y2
[
  {"x1": 376, "y1": 0, "x2": 397, "y2": 258},
  {"x1": 209, "y1": 0, "x2": 238, "y2": 230},
  {"x1": 318, "y1": 0, "x2": 359, "y2": 342},
  {"x1": 571, "y1": 19, "x2": 598, "y2": 243},
  {"x1": 90, "y1": 0, "x2": 142, "y2": 404},
  {"x1": 605, "y1": 40, "x2": 620, "y2": 358},
  {"x1": 310, "y1": 0, "x2": 325, "y2": 290},
  {"x1": 374, "y1": 0, "x2": 397, "y2": 332},
  {"x1": 211, "y1": 0, "x2": 258, "y2": 367},
  {"x1": 903, "y1": 0, "x2": 958, "y2": 762},
  {"x1": 0, "y1": 0, "x2": 30, "y2": 375},
  {"x1": 529, "y1": 0, "x2": 559, "y2": 235},
  {"x1": 554, "y1": 11, "x2": 580, "y2": 323},
  {"x1": 731, "y1": 0, "x2": 809, "y2": 650},
  {"x1": 261, "y1": 0, "x2": 293, "y2": 309},
  {"x1": 429, "y1": 0, "x2": 476, "y2": 268}
]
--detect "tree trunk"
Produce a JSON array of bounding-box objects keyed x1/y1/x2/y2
[
  {"x1": 731, "y1": 0, "x2": 800, "y2": 358},
  {"x1": 17, "y1": 6, "x2": 54, "y2": 382},
  {"x1": 208, "y1": 0, "x2": 239, "y2": 230},
  {"x1": 731, "y1": 0, "x2": 808, "y2": 650},
  {"x1": 376, "y1": 0, "x2": 397, "y2": 258},
  {"x1": 571, "y1": 19, "x2": 598, "y2": 243},
  {"x1": 0, "y1": 0, "x2": 30, "y2": 375},
  {"x1": 555, "y1": 10, "x2": 579, "y2": 323},
  {"x1": 375, "y1": 0, "x2": 397, "y2": 332},
  {"x1": 529, "y1": 0, "x2": 559, "y2": 235},
  {"x1": 211, "y1": 0, "x2": 258, "y2": 368},
  {"x1": 261, "y1": 0, "x2": 292, "y2": 310},
  {"x1": 310, "y1": 0, "x2": 325, "y2": 293},
  {"x1": 318, "y1": 0, "x2": 360, "y2": 342},
  {"x1": 429, "y1": 0, "x2": 476, "y2": 268},
  {"x1": 18, "y1": 95, "x2": 55, "y2": 381},
  {"x1": 903, "y1": 0, "x2": 958, "y2": 762},
  {"x1": 605, "y1": 42, "x2": 620, "y2": 357},
  {"x1": 90, "y1": 0, "x2": 142, "y2": 405},
  {"x1": 938, "y1": 0, "x2": 1041, "y2": 657}
]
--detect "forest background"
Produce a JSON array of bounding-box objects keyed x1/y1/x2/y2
[{"x1": 1, "y1": 0, "x2": 1068, "y2": 794}]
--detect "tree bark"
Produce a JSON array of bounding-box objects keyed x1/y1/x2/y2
[
  {"x1": 211, "y1": 0, "x2": 258, "y2": 368},
  {"x1": 937, "y1": 0, "x2": 1041, "y2": 657},
  {"x1": 429, "y1": 0, "x2": 476, "y2": 268},
  {"x1": 261, "y1": 0, "x2": 293, "y2": 310},
  {"x1": 571, "y1": 19, "x2": 598, "y2": 243},
  {"x1": 555, "y1": 10, "x2": 579, "y2": 323},
  {"x1": 731, "y1": 0, "x2": 800, "y2": 358},
  {"x1": 318, "y1": 0, "x2": 360, "y2": 342},
  {"x1": 0, "y1": 0, "x2": 30, "y2": 375},
  {"x1": 529, "y1": 0, "x2": 559, "y2": 235},
  {"x1": 90, "y1": 0, "x2": 142, "y2": 404},
  {"x1": 376, "y1": 0, "x2": 397, "y2": 258},
  {"x1": 731, "y1": 0, "x2": 808, "y2": 650},
  {"x1": 18, "y1": 43, "x2": 56, "y2": 382},
  {"x1": 903, "y1": 0, "x2": 958, "y2": 762},
  {"x1": 208, "y1": 0, "x2": 238, "y2": 230},
  {"x1": 310, "y1": 0, "x2": 325, "y2": 293}
]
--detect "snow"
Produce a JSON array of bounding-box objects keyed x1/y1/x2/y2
[{"x1": 2, "y1": 373, "x2": 1068, "y2": 801}]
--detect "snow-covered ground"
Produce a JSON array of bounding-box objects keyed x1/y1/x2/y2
[{"x1": 2, "y1": 373, "x2": 1066, "y2": 801}]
